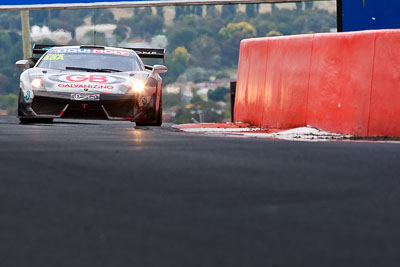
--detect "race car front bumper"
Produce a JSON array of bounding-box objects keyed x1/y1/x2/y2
[{"x1": 19, "y1": 90, "x2": 157, "y2": 121}]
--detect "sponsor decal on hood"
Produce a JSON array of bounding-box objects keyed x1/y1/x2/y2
[
  {"x1": 48, "y1": 74, "x2": 126, "y2": 84},
  {"x1": 58, "y1": 84, "x2": 114, "y2": 89}
]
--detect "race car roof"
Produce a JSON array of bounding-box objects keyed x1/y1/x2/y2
[{"x1": 32, "y1": 44, "x2": 165, "y2": 63}]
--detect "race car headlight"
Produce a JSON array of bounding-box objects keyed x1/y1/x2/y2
[
  {"x1": 31, "y1": 78, "x2": 43, "y2": 89},
  {"x1": 131, "y1": 80, "x2": 145, "y2": 93}
]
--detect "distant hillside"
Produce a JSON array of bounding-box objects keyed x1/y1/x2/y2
[{"x1": 110, "y1": 2, "x2": 337, "y2": 26}]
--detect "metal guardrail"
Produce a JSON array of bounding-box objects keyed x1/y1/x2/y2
[{"x1": 0, "y1": 0, "x2": 333, "y2": 11}]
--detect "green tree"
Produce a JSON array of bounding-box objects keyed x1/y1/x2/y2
[
  {"x1": 156, "y1": 7, "x2": 164, "y2": 19},
  {"x1": 207, "y1": 86, "x2": 229, "y2": 102},
  {"x1": 113, "y1": 25, "x2": 128, "y2": 43},
  {"x1": 271, "y1": 3, "x2": 277, "y2": 13},
  {"x1": 134, "y1": 7, "x2": 152, "y2": 17},
  {"x1": 92, "y1": 9, "x2": 116, "y2": 24},
  {"x1": 172, "y1": 46, "x2": 189, "y2": 62},
  {"x1": 219, "y1": 22, "x2": 257, "y2": 66},
  {"x1": 132, "y1": 15, "x2": 163, "y2": 39},
  {"x1": 56, "y1": 10, "x2": 87, "y2": 33},
  {"x1": 29, "y1": 10, "x2": 50, "y2": 27},
  {"x1": 0, "y1": 74, "x2": 10, "y2": 92},
  {"x1": 184, "y1": 6, "x2": 194, "y2": 15},
  {"x1": 163, "y1": 92, "x2": 182, "y2": 108},
  {"x1": 206, "y1": 5, "x2": 218, "y2": 18},
  {"x1": 165, "y1": 46, "x2": 189, "y2": 84},
  {"x1": 266, "y1": 30, "x2": 283, "y2": 37},
  {"x1": 0, "y1": 31, "x2": 22, "y2": 94},
  {"x1": 215, "y1": 71, "x2": 230, "y2": 79},
  {"x1": 194, "y1": 6, "x2": 203, "y2": 17},
  {"x1": 296, "y1": 2, "x2": 303, "y2": 12},
  {"x1": 119, "y1": 10, "x2": 163, "y2": 40},
  {"x1": 174, "y1": 6, "x2": 185, "y2": 21},
  {"x1": 189, "y1": 35, "x2": 221, "y2": 68},
  {"x1": 0, "y1": 93, "x2": 17, "y2": 111},
  {"x1": 0, "y1": 11, "x2": 20, "y2": 30},
  {"x1": 305, "y1": 2, "x2": 314, "y2": 10},
  {"x1": 167, "y1": 26, "x2": 197, "y2": 52},
  {"x1": 37, "y1": 38, "x2": 57, "y2": 45},
  {"x1": 245, "y1": 4, "x2": 259, "y2": 18},
  {"x1": 221, "y1": 5, "x2": 237, "y2": 21},
  {"x1": 219, "y1": 21, "x2": 257, "y2": 38}
]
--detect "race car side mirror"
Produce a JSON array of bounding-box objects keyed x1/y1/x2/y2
[
  {"x1": 16, "y1": 60, "x2": 30, "y2": 69},
  {"x1": 153, "y1": 65, "x2": 168, "y2": 74}
]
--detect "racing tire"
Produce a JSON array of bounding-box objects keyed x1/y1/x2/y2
[
  {"x1": 19, "y1": 118, "x2": 54, "y2": 124},
  {"x1": 17, "y1": 90, "x2": 25, "y2": 117},
  {"x1": 135, "y1": 94, "x2": 162, "y2": 127},
  {"x1": 18, "y1": 91, "x2": 54, "y2": 124}
]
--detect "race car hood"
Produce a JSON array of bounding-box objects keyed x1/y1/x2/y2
[{"x1": 27, "y1": 68, "x2": 149, "y2": 94}]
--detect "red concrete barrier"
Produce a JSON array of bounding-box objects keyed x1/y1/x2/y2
[
  {"x1": 368, "y1": 30, "x2": 400, "y2": 137},
  {"x1": 263, "y1": 35, "x2": 313, "y2": 129},
  {"x1": 307, "y1": 31, "x2": 375, "y2": 136},
  {"x1": 234, "y1": 30, "x2": 400, "y2": 137}
]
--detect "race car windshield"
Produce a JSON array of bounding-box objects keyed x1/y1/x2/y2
[{"x1": 37, "y1": 50, "x2": 142, "y2": 72}]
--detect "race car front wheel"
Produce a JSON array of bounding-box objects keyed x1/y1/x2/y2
[
  {"x1": 18, "y1": 90, "x2": 53, "y2": 124},
  {"x1": 135, "y1": 107, "x2": 162, "y2": 126},
  {"x1": 135, "y1": 94, "x2": 162, "y2": 127}
]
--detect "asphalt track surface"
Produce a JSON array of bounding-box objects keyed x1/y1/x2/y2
[{"x1": 0, "y1": 115, "x2": 400, "y2": 267}]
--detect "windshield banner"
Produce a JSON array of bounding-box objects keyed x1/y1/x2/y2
[{"x1": 51, "y1": 48, "x2": 130, "y2": 56}]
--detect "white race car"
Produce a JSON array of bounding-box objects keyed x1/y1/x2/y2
[{"x1": 16, "y1": 44, "x2": 167, "y2": 126}]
